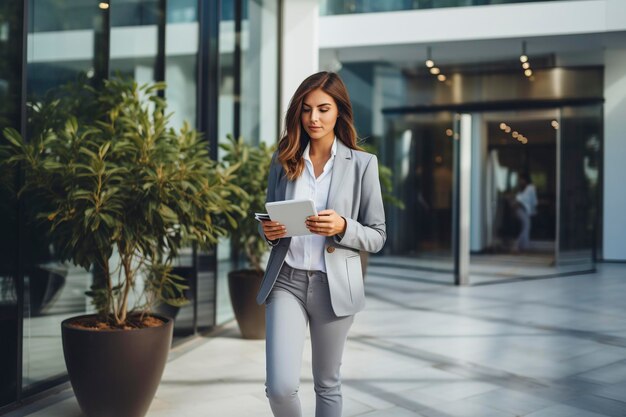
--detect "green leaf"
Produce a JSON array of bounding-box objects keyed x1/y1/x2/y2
[
  {"x1": 158, "y1": 204, "x2": 179, "y2": 221},
  {"x1": 2, "y1": 128, "x2": 24, "y2": 149}
]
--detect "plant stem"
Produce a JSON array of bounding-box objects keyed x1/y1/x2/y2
[
  {"x1": 117, "y1": 242, "x2": 135, "y2": 325},
  {"x1": 102, "y1": 257, "x2": 113, "y2": 319}
]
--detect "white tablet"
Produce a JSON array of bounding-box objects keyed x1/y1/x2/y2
[{"x1": 265, "y1": 199, "x2": 317, "y2": 237}]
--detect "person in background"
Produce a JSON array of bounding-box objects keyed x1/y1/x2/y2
[{"x1": 514, "y1": 172, "x2": 537, "y2": 252}]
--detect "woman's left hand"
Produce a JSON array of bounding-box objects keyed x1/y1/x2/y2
[{"x1": 306, "y1": 209, "x2": 347, "y2": 237}]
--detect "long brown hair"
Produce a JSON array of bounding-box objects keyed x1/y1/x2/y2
[{"x1": 278, "y1": 71, "x2": 361, "y2": 181}]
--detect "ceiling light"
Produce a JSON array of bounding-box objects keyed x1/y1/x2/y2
[
  {"x1": 512, "y1": 131, "x2": 519, "y2": 138},
  {"x1": 500, "y1": 123, "x2": 507, "y2": 130},
  {"x1": 99, "y1": 2, "x2": 109, "y2": 9},
  {"x1": 505, "y1": 126, "x2": 511, "y2": 133},
  {"x1": 430, "y1": 67, "x2": 440, "y2": 75},
  {"x1": 437, "y1": 74, "x2": 446, "y2": 82},
  {"x1": 446, "y1": 129, "x2": 453, "y2": 137},
  {"x1": 522, "y1": 62, "x2": 530, "y2": 69},
  {"x1": 425, "y1": 46, "x2": 434, "y2": 68},
  {"x1": 519, "y1": 40, "x2": 528, "y2": 63},
  {"x1": 524, "y1": 69, "x2": 533, "y2": 77}
]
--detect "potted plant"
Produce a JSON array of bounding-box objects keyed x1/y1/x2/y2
[
  {"x1": 220, "y1": 134, "x2": 273, "y2": 339},
  {"x1": 1, "y1": 78, "x2": 242, "y2": 417}
]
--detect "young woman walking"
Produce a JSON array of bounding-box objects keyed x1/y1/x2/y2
[{"x1": 257, "y1": 71, "x2": 386, "y2": 417}]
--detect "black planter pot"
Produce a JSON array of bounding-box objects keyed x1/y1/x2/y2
[
  {"x1": 61, "y1": 314, "x2": 173, "y2": 417},
  {"x1": 153, "y1": 266, "x2": 194, "y2": 322},
  {"x1": 228, "y1": 269, "x2": 265, "y2": 339}
]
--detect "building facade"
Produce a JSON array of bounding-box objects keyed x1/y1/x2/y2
[
  {"x1": 0, "y1": 0, "x2": 281, "y2": 410},
  {"x1": 313, "y1": 0, "x2": 626, "y2": 284}
]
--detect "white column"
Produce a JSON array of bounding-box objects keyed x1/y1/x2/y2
[
  {"x1": 280, "y1": 0, "x2": 319, "y2": 130},
  {"x1": 603, "y1": 48, "x2": 626, "y2": 260},
  {"x1": 458, "y1": 114, "x2": 472, "y2": 285},
  {"x1": 470, "y1": 113, "x2": 487, "y2": 252}
]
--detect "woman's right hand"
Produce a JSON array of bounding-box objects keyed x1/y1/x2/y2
[{"x1": 262, "y1": 220, "x2": 286, "y2": 241}]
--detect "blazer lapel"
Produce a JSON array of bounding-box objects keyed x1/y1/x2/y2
[{"x1": 327, "y1": 140, "x2": 352, "y2": 210}]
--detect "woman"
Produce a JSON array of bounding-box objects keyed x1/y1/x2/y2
[{"x1": 258, "y1": 71, "x2": 386, "y2": 417}]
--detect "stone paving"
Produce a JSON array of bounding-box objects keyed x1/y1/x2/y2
[{"x1": 7, "y1": 263, "x2": 626, "y2": 417}]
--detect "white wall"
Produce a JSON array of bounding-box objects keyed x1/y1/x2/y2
[
  {"x1": 280, "y1": 0, "x2": 319, "y2": 132},
  {"x1": 603, "y1": 48, "x2": 626, "y2": 261},
  {"x1": 606, "y1": 0, "x2": 626, "y2": 32},
  {"x1": 319, "y1": 0, "x2": 624, "y2": 49}
]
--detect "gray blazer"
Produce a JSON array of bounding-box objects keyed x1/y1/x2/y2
[{"x1": 256, "y1": 139, "x2": 386, "y2": 316}]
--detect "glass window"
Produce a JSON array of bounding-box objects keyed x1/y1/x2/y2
[
  {"x1": 216, "y1": 0, "x2": 237, "y2": 326},
  {"x1": 381, "y1": 111, "x2": 456, "y2": 284},
  {"x1": 165, "y1": 3, "x2": 198, "y2": 134},
  {"x1": 109, "y1": 2, "x2": 159, "y2": 83},
  {"x1": 320, "y1": 0, "x2": 565, "y2": 16},
  {"x1": 22, "y1": 0, "x2": 102, "y2": 389},
  {"x1": 215, "y1": 0, "x2": 280, "y2": 326},
  {"x1": 240, "y1": 0, "x2": 279, "y2": 146},
  {"x1": 557, "y1": 105, "x2": 602, "y2": 270}
]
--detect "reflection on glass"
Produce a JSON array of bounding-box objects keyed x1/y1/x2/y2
[
  {"x1": 557, "y1": 105, "x2": 602, "y2": 269},
  {"x1": 382, "y1": 112, "x2": 455, "y2": 281},
  {"x1": 216, "y1": 0, "x2": 280, "y2": 325},
  {"x1": 320, "y1": 0, "x2": 564, "y2": 15},
  {"x1": 23, "y1": 1, "x2": 99, "y2": 388},
  {"x1": 165, "y1": 3, "x2": 198, "y2": 136},
  {"x1": 468, "y1": 107, "x2": 600, "y2": 283},
  {"x1": 241, "y1": 0, "x2": 279, "y2": 145},
  {"x1": 482, "y1": 111, "x2": 557, "y2": 255},
  {"x1": 467, "y1": 110, "x2": 559, "y2": 283},
  {"x1": 216, "y1": 0, "x2": 237, "y2": 326},
  {"x1": 110, "y1": 2, "x2": 158, "y2": 83},
  {"x1": 28, "y1": 0, "x2": 197, "y2": 29}
]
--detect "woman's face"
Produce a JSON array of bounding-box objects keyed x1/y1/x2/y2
[{"x1": 301, "y1": 88, "x2": 338, "y2": 142}]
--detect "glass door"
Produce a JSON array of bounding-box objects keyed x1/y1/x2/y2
[
  {"x1": 555, "y1": 105, "x2": 602, "y2": 272},
  {"x1": 379, "y1": 111, "x2": 457, "y2": 285},
  {"x1": 466, "y1": 109, "x2": 560, "y2": 284},
  {"x1": 381, "y1": 104, "x2": 602, "y2": 286}
]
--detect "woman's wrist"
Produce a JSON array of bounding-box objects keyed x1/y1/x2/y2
[{"x1": 337, "y1": 217, "x2": 347, "y2": 237}]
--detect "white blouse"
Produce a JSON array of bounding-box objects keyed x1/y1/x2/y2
[
  {"x1": 516, "y1": 184, "x2": 538, "y2": 215},
  {"x1": 284, "y1": 138, "x2": 337, "y2": 272}
]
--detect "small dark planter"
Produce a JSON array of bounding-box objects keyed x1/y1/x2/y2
[
  {"x1": 228, "y1": 269, "x2": 265, "y2": 339},
  {"x1": 154, "y1": 266, "x2": 194, "y2": 321},
  {"x1": 61, "y1": 314, "x2": 173, "y2": 417}
]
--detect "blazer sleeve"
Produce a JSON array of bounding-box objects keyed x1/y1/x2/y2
[
  {"x1": 258, "y1": 152, "x2": 280, "y2": 247},
  {"x1": 334, "y1": 154, "x2": 386, "y2": 253}
]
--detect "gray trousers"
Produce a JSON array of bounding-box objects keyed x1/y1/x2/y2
[{"x1": 265, "y1": 263, "x2": 354, "y2": 417}]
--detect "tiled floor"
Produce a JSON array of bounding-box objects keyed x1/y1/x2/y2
[{"x1": 7, "y1": 263, "x2": 626, "y2": 417}]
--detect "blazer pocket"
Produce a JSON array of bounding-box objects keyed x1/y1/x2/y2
[{"x1": 345, "y1": 255, "x2": 364, "y2": 304}]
